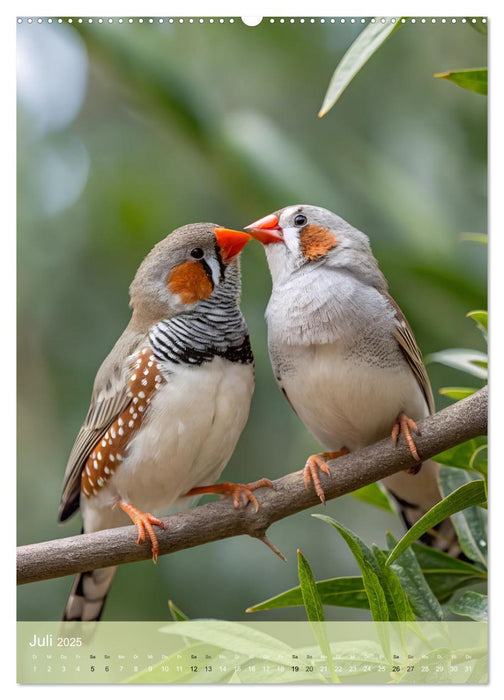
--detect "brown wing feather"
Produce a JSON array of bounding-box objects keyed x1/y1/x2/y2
[
  {"x1": 385, "y1": 293, "x2": 435, "y2": 415},
  {"x1": 58, "y1": 326, "x2": 147, "y2": 521}
]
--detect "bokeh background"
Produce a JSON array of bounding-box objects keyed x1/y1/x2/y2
[{"x1": 17, "y1": 17, "x2": 487, "y2": 622}]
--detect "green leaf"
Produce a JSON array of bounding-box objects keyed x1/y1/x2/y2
[
  {"x1": 313, "y1": 515, "x2": 389, "y2": 623},
  {"x1": 297, "y1": 549, "x2": 325, "y2": 623},
  {"x1": 168, "y1": 599, "x2": 189, "y2": 621},
  {"x1": 159, "y1": 620, "x2": 292, "y2": 659},
  {"x1": 449, "y1": 592, "x2": 488, "y2": 622},
  {"x1": 385, "y1": 533, "x2": 444, "y2": 621},
  {"x1": 466, "y1": 310, "x2": 488, "y2": 341},
  {"x1": 246, "y1": 577, "x2": 369, "y2": 613},
  {"x1": 385, "y1": 480, "x2": 487, "y2": 566},
  {"x1": 434, "y1": 437, "x2": 486, "y2": 470},
  {"x1": 412, "y1": 543, "x2": 487, "y2": 602},
  {"x1": 318, "y1": 18, "x2": 403, "y2": 117},
  {"x1": 460, "y1": 232, "x2": 487, "y2": 244},
  {"x1": 296, "y1": 550, "x2": 338, "y2": 682},
  {"x1": 434, "y1": 68, "x2": 487, "y2": 95},
  {"x1": 351, "y1": 481, "x2": 396, "y2": 512},
  {"x1": 426, "y1": 348, "x2": 487, "y2": 379},
  {"x1": 247, "y1": 543, "x2": 488, "y2": 615},
  {"x1": 439, "y1": 467, "x2": 487, "y2": 567},
  {"x1": 466, "y1": 310, "x2": 487, "y2": 331},
  {"x1": 372, "y1": 545, "x2": 416, "y2": 622},
  {"x1": 296, "y1": 639, "x2": 386, "y2": 679},
  {"x1": 438, "y1": 387, "x2": 476, "y2": 400},
  {"x1": 470, "y1": 444, "x2": 488, "y2": 485}
]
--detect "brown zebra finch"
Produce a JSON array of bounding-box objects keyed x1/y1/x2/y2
[
  {"x1": 59, "y1": 222, "x2": 272, "y2": 621},
  {"x1": 245, "y1": 204, "x2": 457, "y2": 553}
]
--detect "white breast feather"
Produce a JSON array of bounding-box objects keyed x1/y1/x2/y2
[{"x1": 81, "y1": 358, "x2": 254, "y2": 532}]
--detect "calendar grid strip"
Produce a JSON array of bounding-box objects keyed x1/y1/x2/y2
[{"x1": 18, "y1": 621, "x2": 487, "y2": 684}]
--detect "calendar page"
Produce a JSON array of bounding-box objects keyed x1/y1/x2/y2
[{"x1": 17, "y1": 12, "x2": 488, "y2": 686}]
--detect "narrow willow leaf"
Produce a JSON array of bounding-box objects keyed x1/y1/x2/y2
[
  {"x1": 313, "y1": 515, "x2": 389, "y2": 622},
  {"x1": 386, "y1": 480, "x2": 487, "y2": 565},
  {"x1": 351, "y1": 482, "x2": 396, "y2": 512},
  {"x1": 385, "y1": 533, "x2": 444, "y2": 621},
  {"x1": 412, "y1": 542, "x2": 486, "y2": 578},
  {"x1": 373, "y1": 545, "x2": 416, "y2": 622},
  {"x1": 434, "y1": 68, "x2": 487, "y2": 95},
  {"x1": 439, "y1": 387, "x2": 476, "y2": 400},
  {"x1": 412, "y1": 542, "x2": 487, "y2": 602},
  {"x1": 466, "y1": 310, "x2": 488, "y2": 331},
  {"x1": 466, "y1": 310, "x2": 488, "y2": 343},
  {"x1": 313, "y1": 515, "x2": 393, "y2": 661},
  {"x1": 426, "y1": 348, "x2": 487, "y2": 379},
  {"x1": 449, "y1": 592, "x2": 488, "y2": 622},
  {"x1": 439, "y1": 467, "x2": 487, "y2": 567},
  {"x1": 318, "y1": 18, "x2": 403, "y2": 117},
  {"x1": 470, "y1": 445, "x2": 488, "y2": 486},
  {"x1": 246, "y1": 577, "x2": 369, "y2": 613},
  {"x1": 425, "y1": 573, "x2": 486, "y2": 603},
  {"x1": 168, "y1": 599, "x2": 189, "y2": 621},
  {"x1": 296, "y1": 550, "x2": 338, "y2": 682},
  {"x1": 160, "y1": 620, "x2": 292, "y2": 659},
  {"x1": 313, "y1": 514, "x2": 379, "y2": 571},
  {"x1": 434, "y1": 437, "x2": 486, "y2": 470},
  {"x1": 297, "y1": 549, "x2": 325, "y2": 623},
  {"x1": 296, "y1": 639, "x2": 385, "y2": 678}
]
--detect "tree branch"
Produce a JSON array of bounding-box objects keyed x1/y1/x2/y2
[{"x1": 17, "y1": 387, "x2": 487, "y2": 585}]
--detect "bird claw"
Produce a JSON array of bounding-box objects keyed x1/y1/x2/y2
[
  {"x1": 303, "y1": 449, "x2": 349, "y2": 505},
  {"x1": 118, "y1": 500, "x2": 167, "y2": 563},
  {"x1": 186, "y1": 478, "x2": 275, "y2": 512},
  {"x1": 391, "y1": 412, "x2": 422, "y2": 470}
]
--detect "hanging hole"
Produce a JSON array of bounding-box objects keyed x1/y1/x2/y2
[{"x1": 241, "y1": 16, "x2": 263, "y2": 27}]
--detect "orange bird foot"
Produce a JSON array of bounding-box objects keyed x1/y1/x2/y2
[
  {"x1": 304, "y1": 448, "x2": 349, "y2": 505},
  {"x1": 118, "y1": 500, "x2": 167, "y2": 563},
  {"x1": 186, "y1": 478, "x2": 274, "y2": 512},
  {"x1": 391, "y1": 412, "x2": 422, "y2": 473}
]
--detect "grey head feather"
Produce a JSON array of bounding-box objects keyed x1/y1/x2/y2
[
  {"x1": 275, "y1": 204, "x2": 388, "y2": 293},
  {"x1": 129, "y1": 222, "x2": 222, "y2": 328}
]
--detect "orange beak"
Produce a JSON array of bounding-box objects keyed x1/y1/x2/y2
[
  {"x1": 214, "y1": 227, "x2": 251, "y2": 262},
  {"x1": 244, "y1": 214, "x2": 284, "y2": 244}
]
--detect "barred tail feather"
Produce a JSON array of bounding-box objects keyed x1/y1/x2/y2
[
  {"x1": 382, "y1": 459, "x2": 461, "y2": 558},
  {"x1": 63, "y1": 566, "x2": 117, "y2": 622}
]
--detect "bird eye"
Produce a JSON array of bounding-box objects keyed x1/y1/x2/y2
[
  {"x1": 294, "y1": 214, "x2": 307, "y2": 227},
  {"x1": 190, "y1": 247, "x2": 204, "y2": 259}
]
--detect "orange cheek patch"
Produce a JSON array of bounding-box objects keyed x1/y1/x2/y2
[
  {"x1": 299, "y1": 225, "x2": 337, "y2": 261},
  {"x1": 167, "y1": 261, "x2": 213, "y2": 305},
  {"x1": 81, "y1": 348, "x2": 164, "y2": 498}
]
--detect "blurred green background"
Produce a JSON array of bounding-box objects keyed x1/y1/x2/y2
[{"x1": 17, "y1": 17, "x2": 486, "y2": 622}]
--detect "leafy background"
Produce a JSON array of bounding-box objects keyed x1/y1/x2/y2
[{"x1": 17, "y1": 18, "x2": 486, "y2": 621}]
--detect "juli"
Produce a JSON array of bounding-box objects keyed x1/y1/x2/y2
[{"x1": 29, "y1": 633, "x2": 53, "y2": 647}]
